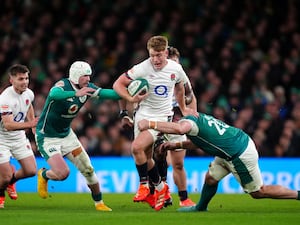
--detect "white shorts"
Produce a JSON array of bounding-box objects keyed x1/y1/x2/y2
[
  {"x1": 208, "y1": 138, "x2": 263, "y2": 193},
  {"x1": 164, "y1": 133, "x2": 187, "y2": 152},
  {"x1": 0, "y1": 137, "x2": 34, "y2": 164},
  {"x1": 36, "y1": 129, "x2": 82, "y2": 161},
  {"x1": 134, "y1": 112, "x2": 173, "y2": 142}
]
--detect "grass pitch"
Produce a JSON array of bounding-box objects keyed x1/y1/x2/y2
[{"x1": 1, "y1": 193, "x2": 299, "y2": 225}]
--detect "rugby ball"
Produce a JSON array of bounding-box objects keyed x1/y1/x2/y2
[{"x1": 127, "y1": 78, "x2": 149, "y2": 96}]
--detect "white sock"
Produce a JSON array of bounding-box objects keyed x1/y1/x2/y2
[{"x1": 155, "y1": 182, "x2": 164, "y2": 191}]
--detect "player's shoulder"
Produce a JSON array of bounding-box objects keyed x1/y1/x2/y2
[
  {"x1": 0, "y1": 86, "x2": 14, "y2": 97},
  {"x1": 167, "y1": 59, "x2": 182, "y2": 69},
  {"x1": 0, "y1": 87, "x2": 13, "y2": 104},
  {"x1": 54, "y1": 78, "x2": 68, "y2": 87},
  {"x1": 24, "y1": 88, "x2": 34, "y2": 100}
]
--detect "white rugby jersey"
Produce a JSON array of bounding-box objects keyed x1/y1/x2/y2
[
  {"x1": 127, "y1": 58, "x2": 186, "y2": 117},
  {"x1": 0, "y1": 86, "x2": 34, "y2": 141}
]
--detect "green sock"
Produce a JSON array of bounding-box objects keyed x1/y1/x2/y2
[
  {"x1": 196, "y1": 183, "x2": 218, "y2": 211},
  {"x1": 92, "y1": 192, "x2": 102, "y2": 202},
  {"x1": 297, "y1": 191, "x2": 300, "y2": 200},
  {"x1": 42, "y1": 169, "x2": 49, "y2": 180}
]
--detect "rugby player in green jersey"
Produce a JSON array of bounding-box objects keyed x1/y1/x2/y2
[
  {"x1": 35, "y1": 61, "x2": 142, "y2": 211},
  {"x1": 138, "y1": 112, "x2": 300, "y2": 212}
]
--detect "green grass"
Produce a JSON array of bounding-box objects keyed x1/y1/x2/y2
[{"x1": 1, "y1": 193, "x2": 299, "y2": 225}]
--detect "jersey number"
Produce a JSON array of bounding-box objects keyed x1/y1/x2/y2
[{"x1": 207, "y1": 118, "x2": 229, "y2": 135}]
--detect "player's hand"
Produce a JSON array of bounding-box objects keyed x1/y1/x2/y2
[
  {"x1": 153, "y1": 136, "x2": 167, "y2": 160},
  {"x1": 130, "y1": 92, "x2": 149, "y2": 103},
  {"x1": 156, "y1": 141, "x2": 174, "y2": 155},
  {"x1": 138, "y1": 119, "x2": 149, "y2": 131},
  {"x1": 29, "y1": 117, "x2": 39, "y2": 128},
  {"x1": 75, "y1": 87, "x2": 96, "y2": 97},
  {"x1": 121, "y1": 116, "x2": 134, "y2": 130}
]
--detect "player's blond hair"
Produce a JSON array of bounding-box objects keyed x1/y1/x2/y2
[{"x1": 147, "y1": 36, "x2": 168, "y2": 52}]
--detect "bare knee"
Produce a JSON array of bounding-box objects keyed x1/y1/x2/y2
[
  {"x1": 172, "y1": 161, "x2": 184, "y2": 171},
  {"x1": 23, "y1": 167, "x2": 37, "y2": 178},
  {"x1": 205, "y1": 172, "x2": 219, "y2": 186},
  {"x1": 0, "y1": 174, "x2": 12, "y2": 186},
  {"x1": 53, "y1": 168, "x2": 70, "y2": 180},
  {"x1": 131, "y1": 141, "x2": 144, "y2": 156}
]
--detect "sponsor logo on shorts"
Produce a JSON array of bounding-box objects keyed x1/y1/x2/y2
[{"x1": 48, "y1": 147, "x2": 57, "y2": 153}]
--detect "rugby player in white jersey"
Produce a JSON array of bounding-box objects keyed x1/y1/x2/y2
[
  {"x1": 0, "y1": 64, "x2": 38, "y2": 208},
  {"x1": 113, "y1": 36, "x2": 197, "y2": 211},
  {"x1": 153, "y1": 46, "x2": 196, "y2": 207}
]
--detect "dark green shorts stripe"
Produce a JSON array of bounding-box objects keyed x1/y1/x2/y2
[{"x1": 232, "y1": 157, "x2": 253, "y2": 185}]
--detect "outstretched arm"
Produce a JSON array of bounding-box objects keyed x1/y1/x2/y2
[
  {"x1": 138, "y1": 119, "x2": 192, "y2": 135},
  {"x1": 49, "y1": 86, "x2": 96, "y2": 100},
  {"x1": 159, "y1": 139, "x2": 198, "y2": 152}
]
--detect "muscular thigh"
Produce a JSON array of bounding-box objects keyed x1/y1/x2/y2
[
  {"x1": 208, "y1": 157, "x2": 231, "y2": 181},
  {"x1": 211, "y1": 139, "x2": 263, "y2": 193},
  {"x1": 231, "y1": 139, "x2": 263, "y2": 193},
  {"x1": 11, "y1": 138, "x2": 34, "y2": 161}
]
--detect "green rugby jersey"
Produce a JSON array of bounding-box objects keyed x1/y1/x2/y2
[
  {"x1": 184, "y1": 113, "x2": 249, "y2": 160},
  {"x1": 36, "y1": 78, "x2": 120, "y2": 138}
]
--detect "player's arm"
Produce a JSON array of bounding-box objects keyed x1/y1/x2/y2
[
  {"x1": 113, "y1": 73, "x2": 145, "y2": 103},
  {"x1": 138, "y1": 118, "x2": 192, "y2": 134},
  {"x1": 138, "y1": 118, "x2": 198, "y2": 151},
  {"x1": 184, "y1": 83, "x2": 197, "y2": 110},
  {"x1": 26, "y1": 103, "x2": 38, "y2": 134},
  {"x1": 0, "y1": 107, "x2": 37, "y2": 131},
  {"x1": 97, "y1": 88, "x2": 121, "y2": 100},
  {"x1": 48, "y1": 86, "x2": 76, "y2": 100},
  {"x1": 49, "y1": 86, "x2": 97, "y2": 100},
  {"x1": 174, "y1": 81, "x2": 187, "y2": 114},
  {"x1": 161, "y1": 139, "x2": 198, "y2": 151}
]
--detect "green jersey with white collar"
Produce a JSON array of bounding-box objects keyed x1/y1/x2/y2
[
  {"x1": 183, "y1": 113, "x2": 249, "y2": 160},
  {"x1": 36, "y1": 78, "x2": 120, "y2": 138}
]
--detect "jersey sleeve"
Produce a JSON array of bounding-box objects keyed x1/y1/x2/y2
[
  {"x1": 0, "y1": 97, "x2": 12, "y2": 116},
  {"x1": 126, "y1": 61, "x2": 146, "y2": 80},
  {"x1": 27, "y1": 88, "x2": 34, "y2": 102},
  {"x1": 176, "y1": 64, "x2": 188, "y2": 84},
  {"x1": 98, "y1": 89, "x2": 121, "y2": 100},
  {"x1": 48, "y1": 86, "x2": 76, "y2": 100},
  {"x1": 180, "y1": 115, "x2": 199, "y2": 136}
]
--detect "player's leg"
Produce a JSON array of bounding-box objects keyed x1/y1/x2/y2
[
  {"x1": 178, "y1": 157, "x2": 229, "y2": 212},
  {"x1": 0, "y1": 161, "x2": 12, "y2": 208},
  {"x1": 131, "y1": 130, "x2": 153, "y2": 202},
  {"x1": 250, "y1": 185, "x2": 300, "y2": 199},
  {"x1": 66, "y1": 147, "x2": 112, "y2": 211},
  {"x1": 6, "y1": 138, "x2": 36, "y2": 200},
  {"x1": 234, "y1": 139, "x2": 300, "y2": 200},
  {"x1": 7, "y1": 155, "x2": 36, "y2": 200},
  {"x1": 153, "y1": 135, "x2": 172, "y2": 207},
  {"x1": 37, "y1": 153, "x2": 68, "y2": 199},
  {"x1": 167, "y1": 133, "x2": 195, "y2": 207},
  {"x1": 36, "y1": 134, "x2": 70, "y2": 198}
]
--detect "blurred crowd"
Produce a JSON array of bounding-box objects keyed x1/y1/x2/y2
[{"x1": 1, "y1": 0, "x2": 300, "y2": 157}]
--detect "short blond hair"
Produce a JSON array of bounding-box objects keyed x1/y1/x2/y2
[{"x1": 147, "y1": 36, "x2": 168, "y2": 52}]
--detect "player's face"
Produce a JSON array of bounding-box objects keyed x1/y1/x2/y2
[
  {"x1": 149, "y1": 48, "x2": 168, "y2": 70},
  {"x1": 10, "y1": 73, "x2": 29, "y2": 94},
  {"x1": 78, "y1": 75, "x2": 90, "y2": 88}
]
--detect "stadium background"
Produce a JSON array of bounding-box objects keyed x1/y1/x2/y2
[{"x1": 1, "y1": 0, "x2": 300, "y2": 192}]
